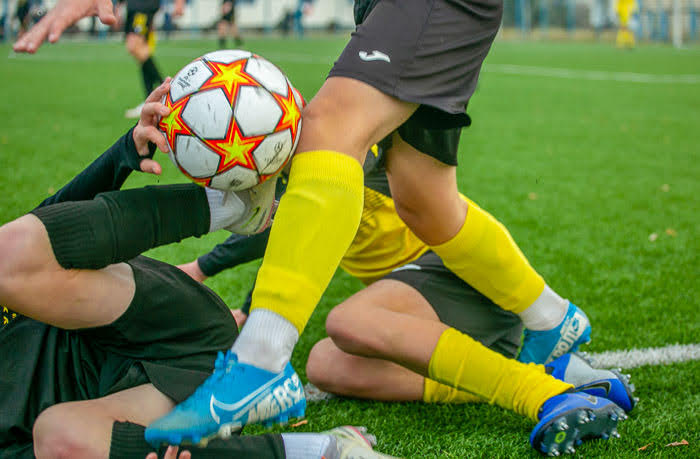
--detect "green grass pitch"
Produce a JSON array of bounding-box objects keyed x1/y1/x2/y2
[{"x1": 1, "y1": 37, "x2": 698, "y2": 457}]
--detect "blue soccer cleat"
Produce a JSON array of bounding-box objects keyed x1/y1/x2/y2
[
  {"x1": 518, "y1": 302, "x2": 591, "y2": 364},
  {"x1": 530, "y1": 392, "x2": 627, "y2": 456},
  {"x1": 145, "y1": 351, "x2": 306, "y2": 447},
  {"x1": 546, "y1": 353, "x2": 637, "y2": 413}
]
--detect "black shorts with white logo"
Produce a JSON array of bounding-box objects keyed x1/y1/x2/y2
[
  {"x1": 383, "y1": 251, "x2": 522, "y2": 358},
  {"x1": 330, "y1": 0, "x2": 502, "y2": 165},
  {"x1": 0, "y1": 256, "x2": 238, "y2": 457}
]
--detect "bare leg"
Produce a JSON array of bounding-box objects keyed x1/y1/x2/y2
[
  {"x1": 0, "y1": 214, "x2": 135, "y2": 329},
  {"x1": 307, "y1": 337, "x2": 425, "y2": 401},
  {"x1": 33, "y1": 384, "x2": 174, "y2": 459},
  {"x1": 307, "y1": 279, "x2": 445, "y2": 390}
]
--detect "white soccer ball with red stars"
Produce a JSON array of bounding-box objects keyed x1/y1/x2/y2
[{"x1": 158, "y1": 50, "x2": 303, "y2": 191}]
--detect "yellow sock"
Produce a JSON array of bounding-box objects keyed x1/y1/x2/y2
[
  {"x1": 251, "y1": 150, "x2": 364, "y2": 333},
  {"x1": 431, "y1": 199, "x2": 544, "y2": 314},
  {"x1": 423, "y1": 378, "x2": 483, "y2": 404},
  {"x1": 428, "y1": 328, "x2": 573, "y2": 421}
]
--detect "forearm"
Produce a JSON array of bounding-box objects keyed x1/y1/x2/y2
[{"x1": 197, "y1": 229, "x2": 270, "y2": 277}]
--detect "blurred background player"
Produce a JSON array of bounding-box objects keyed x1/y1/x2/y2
[
  {"x1": 218, "y1": 0, "x2": 243, "y2": 48},
  {"x1": 119, "y1": 0, "x2": 184, "y2": 118},
  {"x1": 615, "y1": 0, "x2": 637, "y2": 48}
]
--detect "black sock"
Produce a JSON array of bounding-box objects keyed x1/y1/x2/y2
[
  {"x1": 109, "y1": 422, "x2": 284, "y2": 459},
  {"x1": 141, "y1": 56, "x2": 163, "y2": 97},
  {"x1": 110, "y1": 422, "x2": 154, "y2": 459},
  {"x1": 31, "y1": 184, "x2": 210, "y2": 270}
]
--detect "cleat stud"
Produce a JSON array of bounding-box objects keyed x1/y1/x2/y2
[
  {"x1": 611, "y1": 429, "x2": 620, "y2": 438},
  {"x1": 629, "y1": 383, "x2": 636, "y2": 392},
  {"x1": 566, "y1": 446, "x2": 576, "y2": 454},
  {"x1": 577, "y1": 411, "x2": 589, "y2": 424},
  {"x1": 625, "y1": 374, "x2": 631, "y2": 380},
  {"x1": 575, "y1": 439, "x2": 582, "y2": 446},
  {"x1": 601, "y1": 433, "x2": 609, "y2": 440},
  {"x1": 610, "y1": 413, "x2": 618, "y2": 421},
  {"x1": 588, "y1": 412, "x2": 596, "y2": 421}
]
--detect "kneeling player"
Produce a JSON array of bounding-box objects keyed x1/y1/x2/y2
[
  {"x1": 0, "y1": 82, "x2": 393, "y2": 459},
  {"x1": 174, "y1": 148, "x2": 636, "y2": 455}
]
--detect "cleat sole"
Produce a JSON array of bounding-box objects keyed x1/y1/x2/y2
[{"x1": 532, "y1": 403, "x2": 624, "y2": 455}]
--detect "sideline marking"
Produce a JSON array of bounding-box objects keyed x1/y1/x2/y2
[
  {"x1": 484, "y1": 64, "x2": 700, "y2": 84},
  {"x1": 588, "y1": 343, "x2": 700, "y2": 369}
]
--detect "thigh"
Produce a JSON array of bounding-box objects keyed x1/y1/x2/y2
[
  {"x1": 295, "y1": 76, "x2": 417, "y2": 162},
  {"x1": 0, "y1": 214, "x2": 135, "y2": 330}
]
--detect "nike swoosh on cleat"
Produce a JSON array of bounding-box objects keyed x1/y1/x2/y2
[
  {"x1": 358, "y1": 50, "x2": 391, "y2": 63},
  {"x1": 209, "y1": 372, "x2": 286, "y2": 424},
  {"x1": 578, "y1": 381, "x2": 612, "y2": 396}
]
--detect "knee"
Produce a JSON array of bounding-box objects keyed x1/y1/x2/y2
[
  {"x1": 305, "y1": 338, "x2": 335, "y2": 388},
  {"x1": 306, "y1": 339, "x2": 371, "y2": 396},
  {"x1": 125, "y1": 34, "x2": 148, "y2": 60},
  {"x1": 325, "y1": 303, "x2": 377, "y2": 355},
  {"x1": 33, "y1": 406, "x2": 86, "y2": 459}
]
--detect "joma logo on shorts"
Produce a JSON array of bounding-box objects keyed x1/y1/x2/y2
[{"x1": 359, "y1": 50, "x2": 391, "y2": 63}]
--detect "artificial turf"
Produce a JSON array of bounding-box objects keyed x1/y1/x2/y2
[{"x1": 1, "y1": 36, "x2": 698, "y2": 457}]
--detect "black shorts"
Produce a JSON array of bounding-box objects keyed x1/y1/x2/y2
[
  {"x1": 15, "y1": 2, "x2": 30, "y2": 24},
  {"x1": 125, "y1": 8, "x2": 158, "y2": 37},
  {"x1": 222, "y1": 0, "x2": 236, "y2": 22},
  {"x1": 331, "y1": 0, "x2": 502, "y2": 165},
  {"x1": 0, "y1": 256, "x2": 238, "y2": 455},
  {"x1": 383, "y1": 251, "x2": 522, "y2": 358}
]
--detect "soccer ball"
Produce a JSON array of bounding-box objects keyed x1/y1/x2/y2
[{"x1": 158, "y1": 50, "x2": 303, "y2": 191}]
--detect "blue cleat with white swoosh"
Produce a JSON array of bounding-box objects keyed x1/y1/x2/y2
[
  {"x1": 546, "y1": 353, "x2": 637, "y2": 413},
  {"x1": 145, "y1": 351, "x2": 305, "y2": 447}
]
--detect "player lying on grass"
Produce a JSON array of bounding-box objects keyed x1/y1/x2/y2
[
  {"x1": 174, "y1": 147, "x2": 636, "y2": 456},
  {"x1": 0, "y1": 82, "x2": 395, "y2": 459},
  {"x1": 16, "y1": 3, "x2": 609, "y2": 454}
]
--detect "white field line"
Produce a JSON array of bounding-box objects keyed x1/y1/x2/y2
[
  {"x1": 485, "y1": 63, "x2": 700, "y2": 84},
  {"x1": 303, "y1": 343, "x2": 700, "y2": 402},
  {"x1": 588, "y1": 343, "x2": 700, "y2": 370},
  {"x1": 7, "y1": 50, "x2": 700, "y2": 84}
]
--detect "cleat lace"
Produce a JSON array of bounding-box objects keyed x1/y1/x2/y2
[{"x1": 180, "y1": 351, "x2": 239, "y2": 408}]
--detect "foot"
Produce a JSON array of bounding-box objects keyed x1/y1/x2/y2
[
  {"x1": 518, "y1": 302, "x2": 591, "y2": 364},
  {"x1": 530, "y1": 392, "x2": 626, "y2": 456},
  {"x1": 324, "y1": 426, "x2": 399, "y2": 459},
  {"x1": 124, "y1": 102, "x2": 145, "y2": 119},
  {"x1": 144, "y1": 351, "x2": 305, "y2": 447},
  {"x1": 547, "y1": 353, "x2": 637, "y2": 412}
]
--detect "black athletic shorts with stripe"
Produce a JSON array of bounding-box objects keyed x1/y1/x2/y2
[
  {"x1": 384, "y1": 251, "x2": 523, "y2": 358},
  {"x1": 331, "y1": 0, "x2": 503, "y2": 166},
  {"x1": 0, "y1": 256, "x2": 260, "y2": 458}
]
